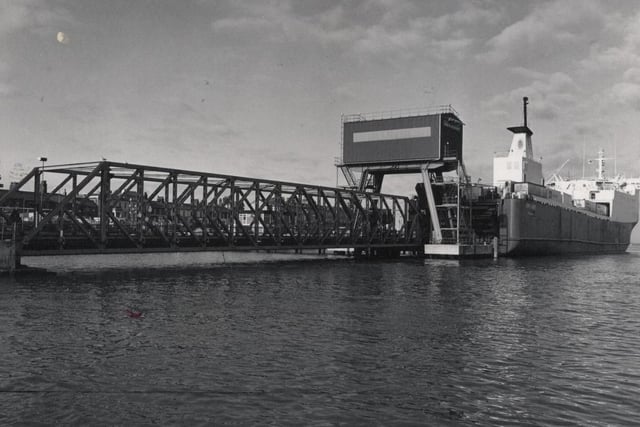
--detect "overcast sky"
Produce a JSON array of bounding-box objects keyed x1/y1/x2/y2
[{"x1": 2, "y1": 1, "x2": 640, "y2": 217}]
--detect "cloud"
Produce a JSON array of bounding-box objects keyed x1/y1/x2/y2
[
  {"x1": 141, "y1": 101, "x2": 240, "y2": 154},
  {"x1": 623, "y1": 67, "x2": 640, "y2": 84},
  {"x1": 611, "y1": 82, "x2": 640, "y2": 110},
  {"x1": 0, "y1": 0, "x2": 72, "y2": 37},
  {"x1": 347, "y1": 1, "x2": 503, "y2": 58},
  {"x1": 0, "y1": 0, "x2": 34, "y2": 35},
  {"x1": 211, "y1": 16, "x2": 275, "y2": 34},
  {"x1": 483, "y1": 71, "x2": 580, "y2": 122},
  {"x1": 580, "y1": 9, "x2": 640, "y2": 73},
  {"x1": 609, "y1": 66, "x2": 640, "y2": 111},
  {"x1": 210, "y1": 0, "x2": 502, "y2": 60},
  {"x1": 482, "y1": 0, "x2": 604, "y2": 64},
  {"x1": 0, "y1": 1, "x2": 74, "y2": 96},
  {"x1": 423, "y1": 0, "x2": 504, "y2": 36},
  {"x1": 0, "y1": 60, "x2": 12, "y2": 95},
  {"x1": 0, "y1": 81, "x2": 12, "y2": 96}
]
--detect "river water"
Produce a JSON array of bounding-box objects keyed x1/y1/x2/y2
[{"x1": 1, "y1": 248, "x2": 640, "y2": 425}]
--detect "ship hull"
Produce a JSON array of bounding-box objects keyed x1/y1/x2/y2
[{"x1": 499, "y1": 198, "x2": 636, "y2": 256}]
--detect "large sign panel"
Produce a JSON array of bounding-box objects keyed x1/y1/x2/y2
[{"x1": 342, "y1": 113, "x2": 462, "y2": 165}]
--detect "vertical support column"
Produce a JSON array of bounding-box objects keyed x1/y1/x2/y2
[
  {"x1": 317, "y1": 189, "x2": 323, "y2": 241},
  {"x1": 190, "y1": 186, "x2": 195, "y2": 212},
  {"x1": 358, "y1": 170, "x2": 369, "y2": 192},
  {"x1": 457, "y1": 170, "x2": 461, "y2": 245},
  {"x1": 99, "y1": 164, "x2": 110, "y2": 248},
  {"x1": 189, "y1": 181, "x2": 196, "y2": 244},
  {"x1": 398, "y1": 200, "x2": 410, "y2": 243},
  {"x1": 373, "y1": 173, "x2": 384, "y2": 193},
  {"x1": 464, "y1": 162, "x2": 473, "y2": 241},
  {"x1": 275, "y1": 184, "x2": 282, "y2": 244},
  {"x1": 33, "y1": 170, "x2": 41, "y2": 228},
  {"x1": 401, "y1": 199, "x2": 407, "y2": 242},
  {"x1": 171, "y1": 173, "x2": 178, "y2": 246},
  {"x1": 164, "y1": 178, "x2": 170, "y2": 237},
  {"x1": 254, "y1": 181, "x2": 260, "y2": 241},
  {"x1": 336, "y1": 188, "x2": 340, "y2": 244},
  {"x1": 202, "y1": 177, "x2": 208, "y2": 245},
  {"x1": 71, "y1": 174, "x2": 77, "y2": 214},
  {"x1": 420, "y1": 164, "x2": 442, "y2": 244},
  {"x1": 0, "y1": 240, "x2": 17, "y2": 273},
  {"x1": 363, "y1": 194, "x2": 371, "y2": 242},
  {"x1": 230, "y1": 178, "x2": 236, "y2": 245},
  {"x1": 137, "y1": 169, "x2": 145, "y2": 244},
  {"x1": 406, "y1": 198, "x2": 413, "y2": 243},
  {"x1": 57, "y1": 193, "x2": 64, "y2": 249}
]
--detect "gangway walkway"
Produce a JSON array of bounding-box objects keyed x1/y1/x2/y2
[{"x1": 0, "y1": 161, "x2": 424, "y2": 257}]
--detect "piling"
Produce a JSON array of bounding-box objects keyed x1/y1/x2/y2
[{"x1": 0, "y1": 240, "x2": 18, "y2": 273}]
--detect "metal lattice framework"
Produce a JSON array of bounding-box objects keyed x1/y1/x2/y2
[{"x1": 0, "y1": 161, "x2": 424, "y2": 256}]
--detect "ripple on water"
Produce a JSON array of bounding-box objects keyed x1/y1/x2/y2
[{"x1": 1, "y1": 254, "x2": 640, "y2": 424}]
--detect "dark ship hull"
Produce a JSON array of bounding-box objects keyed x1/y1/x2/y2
[{"x1": 499, "y1": 198, "x2": 636, "y2": 256}]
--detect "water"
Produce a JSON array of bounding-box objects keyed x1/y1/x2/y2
[{"x1": 2, "y1": 250, "x2": 640, "y2": 425}]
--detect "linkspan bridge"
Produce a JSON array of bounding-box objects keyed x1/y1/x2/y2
[{"x1": 0, "y1": 161, "x2": 425, "y2": 260}]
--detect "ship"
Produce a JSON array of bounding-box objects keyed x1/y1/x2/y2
[{"x1": 492, "y1": 97, "x2": 639, "y2": 255}]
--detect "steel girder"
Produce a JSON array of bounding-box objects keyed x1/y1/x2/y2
[{"x1": 0, "y1": 161, "x2": 424, "y2": 255}]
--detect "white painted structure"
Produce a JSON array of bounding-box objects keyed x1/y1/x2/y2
[
  {"x1": 493, "y1": 125, "x2": 543, "y2": 188},
  {"x1": 549, "y1": 149, "x2": 639, "y2": 223}
]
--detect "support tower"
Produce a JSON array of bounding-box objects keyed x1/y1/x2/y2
[{"x1": 337, "y1": 106, "x2": 480, "y2": 249}]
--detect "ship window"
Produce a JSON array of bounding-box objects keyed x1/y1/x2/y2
[{"x1": 590, "y1": 192, "x2": 596, "y2": 200}]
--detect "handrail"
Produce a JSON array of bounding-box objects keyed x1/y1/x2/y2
[{"x1": 342, "y1": 105, "x2": 462, "y2": 123}]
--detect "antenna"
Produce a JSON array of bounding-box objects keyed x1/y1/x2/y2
[
  {"x1": 597, "y1": 148, "x2": 605, "y2": 180},
  {"x1": 614, "y1": 138, "x2": 618, "y2": 176},
  {"x1": 582, "y1": 136, "x2": 585, "y2": 179},
  {"x1": 545, "y1": 159, "x2": 571, "y2": 182}
]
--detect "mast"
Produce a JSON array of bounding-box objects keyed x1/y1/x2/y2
[
  {"x1": 523, "y1": 96, "x2": 528, "y2": 128},
  {"x1": 582, "y1": 137, "x2": 585, "y2": 179},
  {"x1": 597, "y1": 148, "x2": 605, "y2": 180}
]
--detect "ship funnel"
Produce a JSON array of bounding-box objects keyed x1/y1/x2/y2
[{"x1": 523, "y1": 97, "x2": 529, "y2": 128}]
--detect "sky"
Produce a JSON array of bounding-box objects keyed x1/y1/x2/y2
[{"x1": 1, "y1": 0, "x2": 640, "y2": 239}]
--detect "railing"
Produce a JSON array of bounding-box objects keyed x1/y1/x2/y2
[{"x1": 342, "y1": 105, "x2": 462, "y2": 123}]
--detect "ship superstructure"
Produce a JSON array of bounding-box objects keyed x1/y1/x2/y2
[
  {"x1": 493, "y1": 97, "x2": 543, "y2": 188},
  {"x1": 548, "y1": 150, "x2": 639, "y2": 223}
]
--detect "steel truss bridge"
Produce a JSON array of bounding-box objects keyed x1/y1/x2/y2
[{"x1": 0, "y1": 161, "x2": 425, "y2": 257}]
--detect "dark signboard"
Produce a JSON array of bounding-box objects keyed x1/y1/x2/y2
[{"x1": 342, "y1": 113, "x2": 462, "y2": 165}]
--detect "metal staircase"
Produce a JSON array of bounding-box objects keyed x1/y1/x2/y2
[{"x1": 417, "y1": 161, "x2": 478, "y2": 245}]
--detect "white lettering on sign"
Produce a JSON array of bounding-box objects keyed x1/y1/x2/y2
[{"x1": 353, "y1": 126, "x2": 431, "y2": 143}]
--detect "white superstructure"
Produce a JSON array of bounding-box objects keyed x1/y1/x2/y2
[
  {"x1": 549, "y1": 149, "x2": 639, "y2": 223},
  {"x1": 492, "y1": 126, "x2": 543, "y2": 188},
  {"x1": 493, "y1": 98, "x2": 543, "y2": 188}
]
